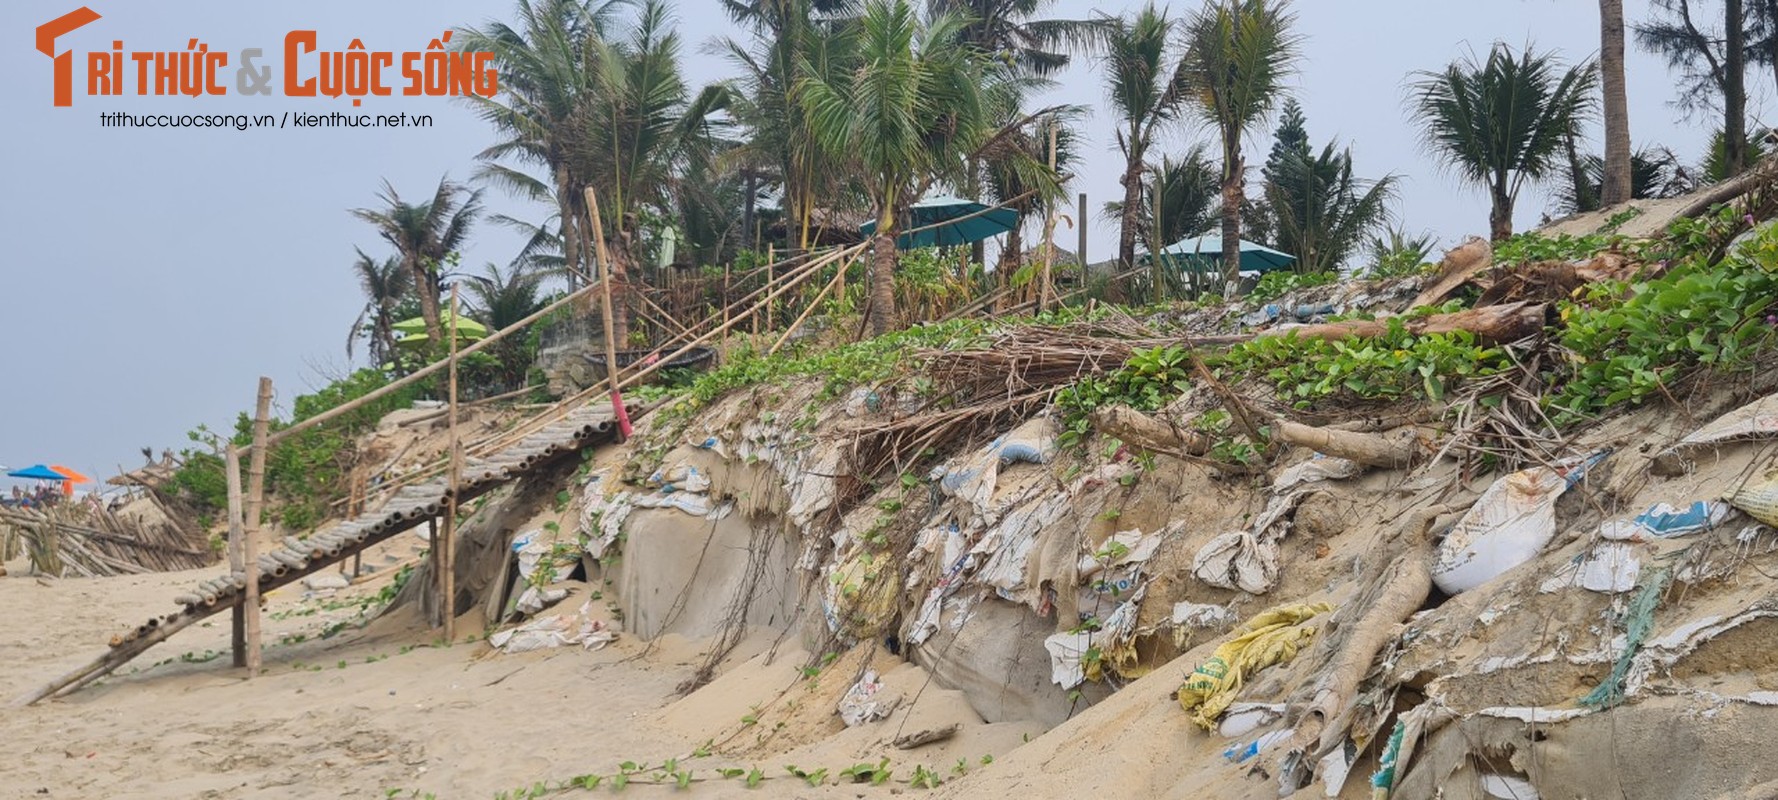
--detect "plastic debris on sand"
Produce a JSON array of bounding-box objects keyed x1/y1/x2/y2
[{"x1": 1177, "y1": 602, "x2": 1333, "y2": 730}]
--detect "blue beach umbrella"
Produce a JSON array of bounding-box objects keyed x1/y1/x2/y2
[
  {"x1": 1153, "y1": 234, "x2": 1297, "y2": 274},
  {"x1": 860, "y1": 196, "x2": 1018, "y2": 249},
  {"x1": 7, "y1": 464, "x2": 66, "y2": 480}
]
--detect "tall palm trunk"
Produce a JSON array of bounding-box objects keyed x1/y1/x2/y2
[
  {"x1": 1118, "y1": 150, "x2": 1145, "y2": 269},
  {"x1": 1219, "y1": 143, "x2": 1244, "y2": 297},
  {"x1": 998, "y1": 221, "x2": 1023, "y2": 297},
  {"x1": 1489, "y1": 181, "x2": 1514, "y2": 241},
  {"x1": 1600, "y1": 0, "x2": 1632, "y2": 206},
  {"x1": 412, "y1": 259, "x2": 443, "y2": 352},
  {"x1": 555, "y1": 172, "x2": 582, "y2": 288},
  {"x1": 1728, "y1": 0, "x2": 1749, "y2": 176},
  {"x1": 869, "y1": 211, "x2": 899, "y2": 337}
]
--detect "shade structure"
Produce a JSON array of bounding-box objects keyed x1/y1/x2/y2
[
  {"x1": 860, "y1": 196, "x2": 1018, "y2": 249},
  {"x1": 50, "y1": 465, "x2": 90, "y2": 483},
  {"x1": 7, "y1": 464, "x2": 66, "y2": 480},
  {"x1": 392, "y1": 311, "x2": 488, "y2": 338},
  {"x1": 1153, "y1": 235, "x2": 1297, "y2": 274}
]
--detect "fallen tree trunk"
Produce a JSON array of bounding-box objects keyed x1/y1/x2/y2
[
  {"x1": 1090, "y1": 406, "x2": 1212, "y2": 455},
  {"x1": 1271, "y1": 503, "x2": 1457, "y2": 794},
  {"x1": 1408, "y1": 237, "x2": 1491, "y2": 309},
  {"x1": 1273, "y1": 420, "x2": 1425, "y2": 468},
  {"x1": 1257, "y1": 301, "x2": 1547, "y2": 346},
  {"x1": 1676, "y1": 154, "x2": 1778, "y2": 219}
]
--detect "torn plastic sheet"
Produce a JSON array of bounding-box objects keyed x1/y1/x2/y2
[
  {"x1": 1077, "y1": 527, "x2": 1169, "y2": 579},
  {"x1": 972, "y1": 489, "x2": 1075, "y2": 606},
  {"x1": 1273, "y1": 455, "x2": 1363, "y2": 491},
  {"x1": 515, "y1": 585, "x2": 569, "y2": 615},
  {"x1": 578, "y1": 471, "x2": 635, "y2": 560},
  {"x1": 1480, "y1": 774, "x2": 1540, "y2": 800},
  {"x1": 513, "y1": 529, "x2": 577, "y2": 585},
  {"x1": 632, "y1": 491, "x2": 732, "y2": 519},
  {"x1": 1224, "y1": 728, "x2": 1294, "y2": 763},
  {"x1": 1218, "y1": 702, "x2": 1286, "y2": 737},
  {"x1": 1192, "y1": 531, "x2": 1280, "y2": 594},
  {"x1": 1654, "y1": 392, "x2": 1778, "y2": 469},
  {"x1": 991, "y1": 416, "x2": 1059, "y2": 465},
  {"x1": 488, "y1": 602, "x2": 617, "y2": 653},
  {"x1": 1625, "y1": 602, "x2": 1778, "y2": 696},
  {"x1": 838, "y1": 669, "x2": 899, "y2": 726},
  {"x1": 1191, "y1": 492, "x2": 1304, "y2": 594},
  {"x1": 644, "y1": 462, "x2": 711, "y2": 494},
  {"x1": 1432, "y1": 452, "x2": 1607, "y2": 594},
  {"x1": 1599, "y1": 500, "x2": 1731, "y2": 541},
  {"x1": 1173, "y1": 602, "x2": 1237, "y2": 629},
  {"x1": 907, "y1": 550, "x2": 974, "y2": 646},
  {"x1": 1727, "y1": 470, "x2": 1778, "y2": 528},
  {"x1": 1044, "y1": 586, "x2": 1146, "y2": 688},
  {"x1": 1540, "y1": 543, "x2": 1641, "y2": 594}
]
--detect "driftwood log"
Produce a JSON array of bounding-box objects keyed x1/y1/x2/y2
[
  {"x1": 1090, "y1": 406, "x2": 1213, "y2": 456},
  {"x1": 1271, "y1": 503, "x2": 1460, "y2": 792},
  {"x1": 1407, "y1": 237, "x2": 1491, "y2": 309},
  {"x1": 1272, "y1": 420, "x2": 1427, "y2": 469},
  {"x1": 1257, "y1": 301, "x2": 1548, "y2": 346}
]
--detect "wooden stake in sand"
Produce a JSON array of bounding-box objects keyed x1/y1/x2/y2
[
  {"x1": 441, "y1": 284, "x2": 461, "y2": 641},
  {"x1": 585, "y1": 186, "x2": 632, "y2": 441},
  {"x1": 226, "y1": 442, "x2": 247, "y2": 667},
  {"x1": 242, "y1": 377, "x2": 273, "y2": 678}
]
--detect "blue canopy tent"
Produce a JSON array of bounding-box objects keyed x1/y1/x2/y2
[
  {"x1": 860, "y1": 196, "x2": 1018, "y2": 249},
  {"x1": 1151, "y1": 234, "x2": 1297, "y2": 274}
]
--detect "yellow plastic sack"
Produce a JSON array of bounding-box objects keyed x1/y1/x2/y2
[
  {"x1": 1177, "y1": 602, "x2": 1334, "y2": 730},
  {"x1": 1726, "y1": 470, "x2": 1778, "y2": 527}
]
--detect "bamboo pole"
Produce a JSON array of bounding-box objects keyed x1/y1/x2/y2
[
  {"x1": 265, "y1": 281, "x2": 603, "y2": 447},
  {"x1": 476, "y1": 242, "x2": 866, "y2": 453},
  {"x1": 766, "y1": 244, "x2": 776, "y2": 331},
  {"x1": 242, "y1": 377, "x2": 272, "y2": 678},
  {"x1": 441, "y1": 284, "x2": 461, "y2": 641},
  {"x1": 586, "y1": 186, "x2": 630, "y2": 442},
  {"x1": 1040, "y1": 123, "x2": 1058, "y2": 313},
  {"x1": 769, "y1": 257, "x2": 850, "y2": 355},
  {"x1": 225, "y1": 443, "x2": 246, "y2": 667}
]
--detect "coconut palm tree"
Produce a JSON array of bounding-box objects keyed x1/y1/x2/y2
[
  {"x1": 1635, "y1": 0, "x2": 1750, "y2": 176},
  {"x1": 350, "y1": 178, "x2": 483, "y2": 349},
  {"x1": 1409, "y1": 44, "x2": 1597, "y2": 241},
  {"x1": 1599, "y1": 0, "x2": 1633, "y2": 205},
  {"x1": 799, "y1": 0, "x2": 1000, "y2": 335},
  {"x1": 1180, "y1": 0, "x2": 1300, "y2": 296},
  {"x1": 457, "y1": 0, "x2": 629, "y2": 286},
  {"x1": 928, "y1": 0, "x2": 1105, "y2": 77},
  {"x1": 1557, "y1": 145, "x2": 1696, "y2": 213},
  {"x1": 1266, "y1": 144, "x2": 1398, "y2": 274},
  {"x1": 1098, "y1": 4, "x2": 1191, "y2": 272},
  {"x1": 716, "y1": 0, "x2": 858, "y2": 252},
  {"x1": 346, "y1": 247, "x2": 412, "y2": 366},
  {"x1": 981, "y1": 106, "x2": 1079, "y2": 294}
]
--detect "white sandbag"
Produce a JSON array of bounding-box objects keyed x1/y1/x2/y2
[{"x1": 1432, "y1": 453, "x2": 1604, "y2": 595}]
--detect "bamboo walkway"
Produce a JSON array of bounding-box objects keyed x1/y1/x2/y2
[{"x1": 13, "y1": 403, "x2": 617, "y2": 706}]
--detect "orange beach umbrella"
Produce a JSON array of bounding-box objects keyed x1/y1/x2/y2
[{"x1": 51, "y1": 465, "x2": 90, "y2": 496}]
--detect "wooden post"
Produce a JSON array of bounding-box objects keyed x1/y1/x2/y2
[
  {"x1": 722, "y1": 263, "x2": 732, "y2": 356},
  {"x1": 766, "y1": 244, "x2": 776, "y2": 331},
  {"x1": 585, "y1": 186, "x2": 630, "y2": 442},
  {"x1": 427, "y1": 516, "x2": 440, "y2": 626},
  {"x1": 242, "y1": 377, "x2": 272, "y2": 678},
  {"x1": 1077, "y1": 192, "x2": 1088, "y2": 280},
  {"x1": 1040, "y1": 122, "x2": 1059, "y2": 313},
  {"x1": 441, "y1": 284, "x2": 461, "y2": 641},
  {"x1": 225, "y1": 443, "x2": 246, "y2": 667}
]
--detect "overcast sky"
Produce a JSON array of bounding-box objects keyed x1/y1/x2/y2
[{"x1": 0, "y1": 0, "x2": 1755, "y2": 486}]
